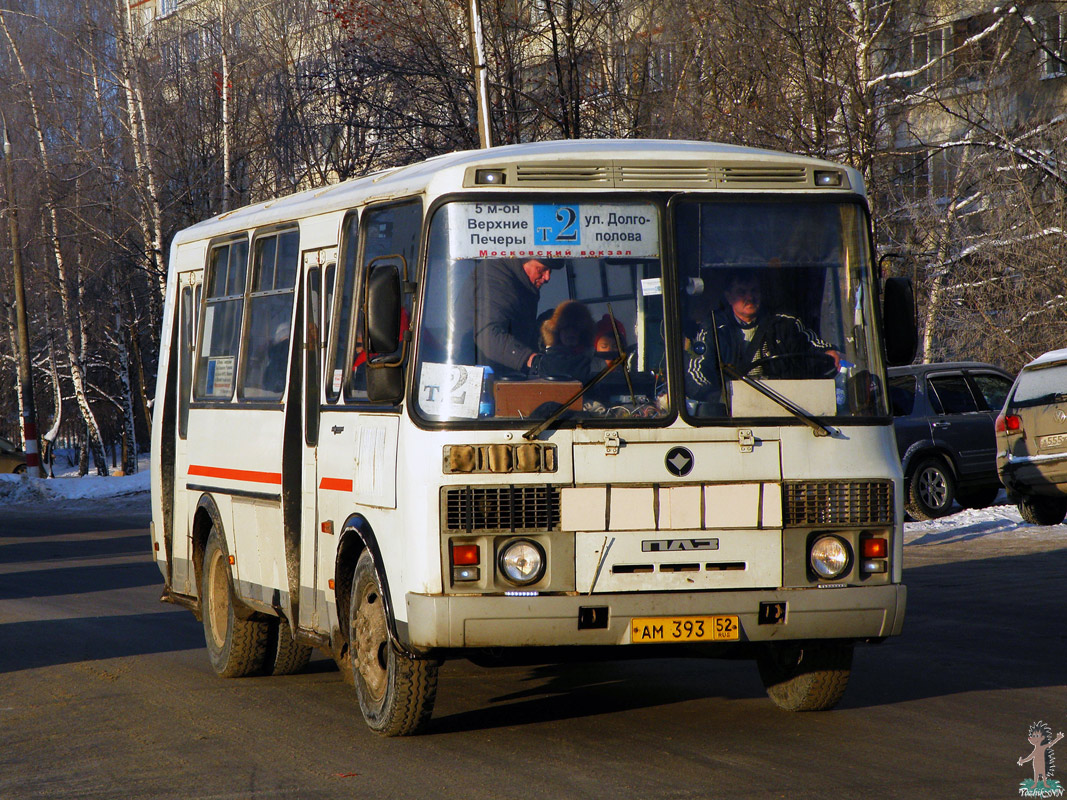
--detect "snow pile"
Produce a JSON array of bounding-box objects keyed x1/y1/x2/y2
[{"x1": 0, "y1": 453, "x2": 150, "y2": 506}]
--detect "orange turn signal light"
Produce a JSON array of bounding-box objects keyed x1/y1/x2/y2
[
  {"x1": 861, "y1": 538, "x2": 887, "y2": 559},
  {"x1": 452, "y1": 544, "x2": 480, "y2": 566}
]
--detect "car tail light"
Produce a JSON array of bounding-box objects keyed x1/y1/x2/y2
[{"x1": 995, "y1": 413, "x2": 1022, "y2": 433}]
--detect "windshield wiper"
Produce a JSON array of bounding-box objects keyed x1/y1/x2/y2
[
  {"x1": 720, "y1": 364, "x2": 834, "y2": 437},
  {"x1": 523, "y1": 354, "x2": 627, "y2": 441}
]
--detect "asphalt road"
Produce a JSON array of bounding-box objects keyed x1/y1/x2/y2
[{"x1": 1, "y1": 499, "x2": 1064, "y2": 800}]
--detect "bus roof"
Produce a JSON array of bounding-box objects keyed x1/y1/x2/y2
[{"x1": 171, "y1": 139, "x2": 864, "y2": 247}]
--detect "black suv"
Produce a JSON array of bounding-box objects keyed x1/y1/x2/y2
[{"x1": 888, "y1": 362, "x2": 1014, "y2": 519}]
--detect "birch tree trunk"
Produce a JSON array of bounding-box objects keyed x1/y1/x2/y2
[
  {"x1": 112, "y1": 303, "x2": 138, "y2": 475},
  {"x1": 0, "y1": 13, "x2": 108, "y2": 476},
  {"x1": 115, "y1": 0, "x2": 167, "y2": 324}
]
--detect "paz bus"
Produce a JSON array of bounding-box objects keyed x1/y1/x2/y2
[{"x1": 150, "y1": 139, "x2": 917, "y2": 736}]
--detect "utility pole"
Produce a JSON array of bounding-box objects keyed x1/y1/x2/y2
[
  {"x1": 1, "y1": 110, "x2": 44, "y2": 477},
  {"x1": 467, "y1": 0, "x2": 493, "y2": 149}
]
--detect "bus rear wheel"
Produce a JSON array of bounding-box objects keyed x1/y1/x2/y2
[
  {"x1": 201, "y1": 529, "x2": 268, "y2": 678},
  {"x1": 349, "y1": 551, "x2": 438, "y2": 736},
  {"x1": 756, "y1": 640, "x2": 853, "y2": 712},
  {"x1": 265, "y1": 616, "x2": 313, "y2": 676}
]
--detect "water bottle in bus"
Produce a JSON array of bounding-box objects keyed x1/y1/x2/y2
[
  {"x1": 835, "y1": 358, "x2": 855, "y2": 411},
  {"x1": 479, "y1": 366, "x2": 495, "y2": 417}
]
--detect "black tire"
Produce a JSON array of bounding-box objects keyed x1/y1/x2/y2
[
  {"x1": 265, "y1": 616, "x2": 313, "y2": 676},
  {"x1": 201, "y1": 529, "x2": 269, "y2": 678},
  {"x1": 1017, "y1": 495, "x2": 1067, "y2": 526},
  {"x1": 904, "y1": 457, "x2": 956, "y2": 520},
  {"x1": 349, "y1": 551, "x2": 438, "y2": 736},
  {"x1": 757, "y1": 641, "x2": 853, "y2": 712},
  {"x1": 13, "y1": 464, "x2": 26, "y2": 474},
  {"x1": 956, "y1": 486, "x2": 1000, "y2": 510}
]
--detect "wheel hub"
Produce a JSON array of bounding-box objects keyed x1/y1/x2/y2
[
  {"x1": 354, "y1": 585, "x2": 389, "y2": 702},
  {"x1": 918, "y1": 467, "x2": 948, "y2": 509},
  {"x1": 207, "y1": 551, "x2": 229, "y2": 650}
]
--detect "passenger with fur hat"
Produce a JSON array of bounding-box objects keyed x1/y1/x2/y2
[{"x1": 537, "y1": 300, "x2": 610, "y2": 381}]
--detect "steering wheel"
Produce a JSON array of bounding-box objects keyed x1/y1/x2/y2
[{"x1": 746, "y1": 351, "x2": 838, "y2": 379}]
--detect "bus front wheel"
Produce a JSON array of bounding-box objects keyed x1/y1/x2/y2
[
  {"x1": 349, "y1": 551, "x2": 438, "y2": 736},
  {"x1": 201, "y1": 529, "x2": 269, "y2": 678},
  {"x1": 756, "y1": 640, "x2": 853, "y2": 712}
]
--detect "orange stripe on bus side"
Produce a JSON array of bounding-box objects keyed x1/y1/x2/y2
[
  {"x1": 319, "y1": 477, "x2": 353, "y2": 492},
  {"x1": 188, "y1": 464, "x2": 282, "y2": 485}
]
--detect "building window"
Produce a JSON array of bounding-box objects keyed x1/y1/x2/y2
[
  {"x1": 897, "y1": 151, "x2": 930, "y2": 202},
  {"x1": 1041, "y1": 13, "x2": 1067, "y2": 77},
  {"x1": 908, "y1": 26, "x2": 952, "y2": 88},
  {"x1": 159, "y1": 0, "x2": 178, "y2": 16}
]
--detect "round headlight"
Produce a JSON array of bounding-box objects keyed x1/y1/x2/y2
[
  {"x1": 498, "y1": 539, "x2": 545, "y2": 586},
  {"x1": 809, "y1": 535, "x2": 851, "y2": 579}
]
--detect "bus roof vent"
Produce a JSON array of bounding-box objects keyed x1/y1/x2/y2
[
  {"x1": 514, "y1": 163, "x2": 613, "y2": 185},
  {"x1": 615, "y1": 163, "x2": 713, "y2": 187},
  {"x1": 718, "y1": 165, "x2": 808, "y2": 186}
]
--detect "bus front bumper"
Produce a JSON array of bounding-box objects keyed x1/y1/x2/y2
[{"x1": 404, "y1": 584, "x2": 906, "y2": 650}]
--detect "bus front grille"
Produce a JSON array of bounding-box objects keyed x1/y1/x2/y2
[
  {"x1": 783, "y1": 481, "x2": 894, "y2": 526},
  {"x1": 443, "y1": 485, "x2": 561, "y2": 532}
]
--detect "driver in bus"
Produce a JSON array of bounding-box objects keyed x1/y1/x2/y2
[
  {"x1": 456, "y1": 257, "x2": 555, "y2": 375},
  {"x1": 686, "y1": 267, "x2": 841, "y2": 413}
]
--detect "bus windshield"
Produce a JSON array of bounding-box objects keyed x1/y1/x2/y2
[
  {"x1": 675, "y1": 199, "x2": 886, "y2": 421},
  {"x1": 414, "y1": 196, "x2": 886, "y2": 424},
  {"x1": 415, "y1": 199, "x2": 668, "y2": 422}
]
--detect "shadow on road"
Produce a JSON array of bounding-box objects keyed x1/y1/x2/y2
[
  {"x1": 0, "y1": 561, "x2": 162, "y2": 599},
  {"x1": 0, "y1": 534, "x2": 149, "y2": 565},
  {"x1": 428, "y1": 655, "x2": 763, "y2": 734},
  {"x1": 0, "y1": 611, "x2": 205, "y2": 673}
]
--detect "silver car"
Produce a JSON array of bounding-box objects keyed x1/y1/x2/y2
[
  {"x1": 996, "y1": 349, "x2": 1067, "y2": 525},
  {"x1": 0, "y1": 435, "x2": 27, "y2": 474}
]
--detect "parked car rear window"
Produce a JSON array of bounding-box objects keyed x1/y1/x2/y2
[
  {"x1": 1013, "y1": 362, "x2": 1067, "y2": 408},
  {"x1": 928, "y1": 375, "x2": 978, "y2": 414},
  {"x1": 971, "y1": 373, "x2": 1012, "y2": 412},
  {"x1": 889, "y1": 375, "x2": 917, "y2": 416}
]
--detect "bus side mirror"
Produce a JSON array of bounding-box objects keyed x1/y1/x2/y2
[
  {"x1": 363, "y1": 260, "x2": 409, "y2": 404},
  {"x1": 365, "y1": 263, "x2": 402, "y2": 355},
  {"x1": 883, "y1": 276, "x2": 917, "y2": 367}
]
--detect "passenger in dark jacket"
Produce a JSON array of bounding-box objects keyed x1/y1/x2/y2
[
  {"x1": 686, "y1": 268, "x2": 840, "y2": 412},
  {"x1": 457, "y1": 257, "x2": 553, "y2": 373}
]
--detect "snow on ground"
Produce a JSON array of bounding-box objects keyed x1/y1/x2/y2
[
  {"x1": 0, "y1": 452, "x2": 150, "y2": 507},
  {"x1": 904, "y1": 496, "x2": 1023, "y2": 545}
]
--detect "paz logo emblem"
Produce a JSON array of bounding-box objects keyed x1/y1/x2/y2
[{"x1": 665, "y1": 446, "x2": 694, "y2": 477}]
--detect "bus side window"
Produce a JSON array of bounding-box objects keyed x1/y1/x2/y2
[
  {"x1": 305, "y1": 266, "x2": 322, "y2": 446},
  {"x1": 195, "y1": 238, "x2": 248, "y2": 400},
  {"x1": 240, "y1": 229, "x2": 299, "y2": 401},
  {"x1": 178, "y1": 286, "x2": 193, "y2": 438},
  {"x1": 344, "y1": 200, "x2": 421, "y2": 403},
  {"x1": 327, "y1": 211, "x2": 359, "y2": 404}
]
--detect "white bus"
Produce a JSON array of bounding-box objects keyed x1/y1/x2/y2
[{"x1": 151, "y1": 139, "x2": 917, "y2": 736}]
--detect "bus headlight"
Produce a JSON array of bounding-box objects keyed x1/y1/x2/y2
[
  {"x1": 809, "y1": 535, "x2": 851, "y2": 579},
  {"x1": 498, "y1": 539, "x2": 545, "y2": 586}
]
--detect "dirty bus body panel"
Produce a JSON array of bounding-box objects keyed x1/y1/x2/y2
[{"x1": 150, "y1": 139, "x2": 912, "y2": 736}]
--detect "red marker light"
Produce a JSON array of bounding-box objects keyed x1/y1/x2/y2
[
  {"x1": 452, "y1": 544, "x2": 480, "y2": 566},
  {"x1": 861, "y1": 538, "x2": 887, "y2": 559}
]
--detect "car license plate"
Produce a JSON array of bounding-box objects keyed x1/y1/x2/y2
[
  {"x1": 1040, "y1": 433, "x2": 1067, "y2": 450},
  {"x1": 630, "y1": 615, "x2": 739, "y2": 643}
]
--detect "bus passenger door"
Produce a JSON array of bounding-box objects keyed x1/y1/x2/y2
[
  {"x1": 172, "y1": 270, "x2": 202, "y2": 596},
  {"x1": 298, "y1": 255, "x2": 333, "y2": 632}
]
